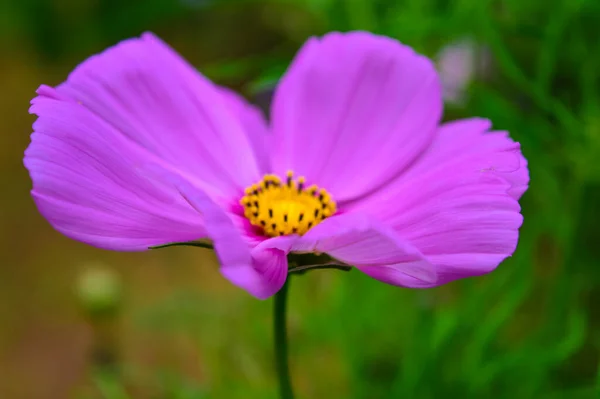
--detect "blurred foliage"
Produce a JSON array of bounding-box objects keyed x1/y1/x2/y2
[{"x1": 1, "y1": 0, "x2": 600, "y2": 398}]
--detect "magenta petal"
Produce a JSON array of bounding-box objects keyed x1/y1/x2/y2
[
  {"x1": 507, "y1": 154, "x2": 529, "y2": 199},
  {"x1": 219, "y1": 88, "x2": 270, "y2": 174},
  {"x1": 287, "y1": 213, "x2": 437, "y2": 286},
  {"x1": 56, "y1": 32, "x2": 261, "y2": 198},
  {"x1": 152, "y1": 167, "x2": 288, "y2": 299},
  {"x1": 399, "y1": 118, "x2": 529, "y2": 200},
  {"x1": 350, "y1": 118, "x2": 528, "y2": 285},
  {"x1": 249, "y1": 245, "x2": 289, "y2": 296},
  {"x1": 24, "y1": 88, "x2": 206, "y2": 250},
  {"x1": 271, "y1": 31, "x2": 442, "y2": 201}
]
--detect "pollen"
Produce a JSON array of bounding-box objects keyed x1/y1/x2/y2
[{"x1": 240, "y1": 171, "x2": 337, "y2": 237}]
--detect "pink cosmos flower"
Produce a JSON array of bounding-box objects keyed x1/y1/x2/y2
[{"x1": 24, "y1": 32, "x2": 529, "y2": 299}]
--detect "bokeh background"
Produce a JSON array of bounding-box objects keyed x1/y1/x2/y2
[{"x1": 1, "y1": 0, "x2": 599, "y2": 398}]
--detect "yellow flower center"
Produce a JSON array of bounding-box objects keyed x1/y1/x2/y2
[{"x1": 240, "y1": 171, "x2": 337, "y2": 237}]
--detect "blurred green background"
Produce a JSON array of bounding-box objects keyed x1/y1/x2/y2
[{"x1": 1, "y1": 0, "x2": 600, "y2": 398}]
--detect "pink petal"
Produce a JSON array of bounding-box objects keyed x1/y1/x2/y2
[
  {"x1": 260, "y1": 213, "x2": 438, "y2": 287},
  {"x1": 219, "y1": 88, "x2": 270, "y2": 174},
  {"x1": 349, "y1": 118, "x2": 528, "y2": 285},
  {"x1": 399, "y1": 118, "x2": 529, "y2": 200},
  {"x1": 270, "y1": 31, "x2": 442, "y2": 202},
  {"x1": 153, "y1": 167, "x2": 288, "y2": 299},
  {"x1": 56, "y1": 32, "x2": 261, "y2": 199},
  {"x1": 24, "y1": 88, "x2": 207, "y2": 250}
]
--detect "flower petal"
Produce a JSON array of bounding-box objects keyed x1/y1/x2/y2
[
  {"x1": 349, "y1": 118, "x2": 528, "y2": 285},
  {"x1": 219, "y1": 88, "x2": 270, "y2": 174},
  {"x1": 56, "y1": 32, "x2": 261, "y2": 198},
  {"x1": 264, "y1": 213, "x2": 437, "y2": 287},
  {"x1": 24, "y1": 87, "x2": 206, "y2": 250},
  {"x1": 397, "y1": 118, "x2": 529, "y2": 200},
  {"x1": 152, "y1": 167, "x2": 288, "y2": 299},
  {"x1": 271, "y1": 31, "x2": 442, "y2": 201}
]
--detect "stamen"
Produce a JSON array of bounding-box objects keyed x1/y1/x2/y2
[
  {"x1": 298, "y1": 177, "x2": 305, "y2": 193},
  {"x1": 240, "y1": 172, "x2": 337, "y2": 237}
]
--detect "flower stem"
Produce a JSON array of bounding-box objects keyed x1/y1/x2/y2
[{"x1": 274, "y1": 278, "x2": 294, "y2": 399}]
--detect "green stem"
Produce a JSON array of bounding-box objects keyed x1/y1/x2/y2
[
  {"x1": 149, "y1": 241, "x2": 213, "y2": 250},
  {"x1": 288, "y1": 263, "x2": 352, "y2": 274},
  {"x1": 273, "y1": 278, "x2": 294, "y2": 399}
]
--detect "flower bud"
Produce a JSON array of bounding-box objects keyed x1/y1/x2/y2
[{"x1": 76, "y1": 263, "x2": 122, "y2": 317}]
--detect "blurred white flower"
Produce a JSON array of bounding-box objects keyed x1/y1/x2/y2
[{"x1": 436, "y1": 39, "x2": 492, "y2": 105}]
